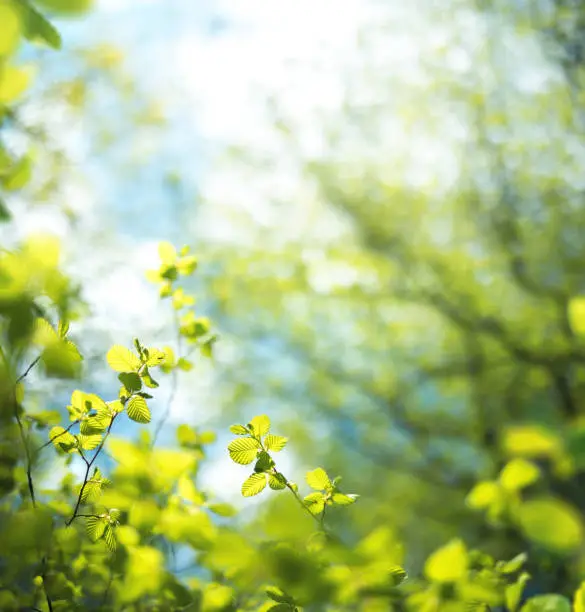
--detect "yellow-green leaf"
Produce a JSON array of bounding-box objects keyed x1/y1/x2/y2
[
  {"x1": 241, "y1": 473, "x2": 267, "y2": 497},
  {"x1": 499, "y1": 459, "x2": 540, "y2": 491},
  {"x1": 264, "y1": 434, "x2": 287, "y2": 452},
  {"x1": 248, "y1": 414, "x2": 270, "y2": 437},
  {"x1": 126, "y1": 396, "x2": 151, "y2": 424},
  {"x1": 0, "y1": 3, "x2": 21, "y2": 56},
  {"x1": 466, "y1": 481, "x2": 500, "y2": 510},
  {"x1": 519, "y1": 497, "x2": 583, "y2": 554},
  {"x1": 227, "y1": 438, "x2": 260, "y2": 465},
  {"x1": 0, "y1": 64, "x2": 34, "y2": 104},
  {"x1": 106, "y1": 345, "x2": 141, "y2": 373},
  {"x1": 568, "y1": 296, "x2": 585, "y2": 336},
  {"x1": 424, "y1": 539, "x2": 468, "y2": 583},
  {"x1": 306, "y1": 467, "x2": 331, "y2": 491}
]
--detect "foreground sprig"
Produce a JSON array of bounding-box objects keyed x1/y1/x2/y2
[{"x1": 227, "y1": 414, "x2": 359, "y2": 527}]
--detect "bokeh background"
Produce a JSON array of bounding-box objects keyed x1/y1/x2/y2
[{"x1": 4, "y1": 0, "x2": 585, "y2": 597}]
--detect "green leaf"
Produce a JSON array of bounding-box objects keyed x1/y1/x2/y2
[
  {"x1": 227, "y1": 438, "x2": 260, "y2": 465},
  {"x1": 568, "y1": 296, "x2": 585, "y2": 336},
  {"x1": 177, "y1": 357, "x2": 193, "y2": 371},
  {"x1": 158, "y1": 241, "x2": 177, "y2": 263},
  {"x1": 77, "y1": 434, "x2": 102, "y2": 450},
  {"x1": 331, "y1": 493, "x2": 359, "y2": 505},
  {"x1": 574, "y1": 582, "x2": 585, "y2": 612},
  {"x1": 266, "y1": 586, "x2": 295, "y2": 604},
  {"x1": 146, "y1": 348, "x2": 166, "y2": 367},
  {"x1": 141, "y1": 367, "x2": 159, "y2": 388},
  {"x1": 86, "y1": 516, "x2": 106, "y2": 542},
  {"x1": 389, "y1": 566, "x2": 408, "y2": 586},
  {"x1": 303, "y1": 492, "x2": 325, "y2": 515},
  {"x1": 103, "y1": 524, "x2": 116, "y2": 552},
  {"x1": 126, "y1": 396, "x2": 151, "y2": 424},
  {"x1": 49, "y1": 426, "x2": 77, "y2": 453},
  {"x1": 106, "y1": 345, "x2": 140, "y2": 373},
  {"x1": 207, "y1": 503, "x2": 237, "y2": 517},
  {"x1": 269, "y1": 472, "x2": 287, "y2": 490},
  {"x1": 264, "y1": 434, "x2": 287, "y2": 452},
  {"x1": 20, "y1": 2, "x2": 62, "y2": 49},
  {"x1": 35, "y1": 0, "x2": 93, "y2": 15},
  {"x1": 519, "y1": 497, "x2": 583, "y2": 554},
  {"x1": 506, "y1": 572, "x2": 530, "y2": 612},
  {"x1": 254, "y1": 450, "x2": 274, "y2": 473},
  {"x1": 79, "y1": 415, "x2": 108, "y2": 435},
  {"x1": 520, "y1": 595, "x2": 571, "y2": 612},
  {"x1": 118, "y1": 372, "x2": 142, "y2": 393},
  {"x1": 497, "y1": 552, "x2": 527, "y2": 575},
  {"x1": 177, "y1": 424, "x2": 198, "y2": 447},
  {"x1": 424, "y1": 539, "x2": 468, "y2": 583},
  {"x1": 249, "y1": 414, "x2": 270, "y2": 437},
  {"x1": 229, "y1": 424, "x2": 249, "y2": 435},
  {"x1": 466, "y1": 481, "x2": 501, "y2": 510},
  {"x1": 242, "y1": 473, "x2": 267, "y2": 497},
  {"x1": 499, "y1": 459, "x2": 540, "y2": 491},
  {"x1": 306, "y1": 467, "x2": 331, "y2": 491}
]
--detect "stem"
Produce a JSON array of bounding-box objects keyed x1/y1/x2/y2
[
  {"x1": 66, "y1": 414, "x2": 117, "y2": 526},
  {"x1": 152, "y1": 309, "x2": 182, "y2": 446}
]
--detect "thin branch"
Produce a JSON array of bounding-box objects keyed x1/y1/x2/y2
[
  {"x1": 66, "y1": 414, "x2": 117, "y2": 526},
  {"x1": 152, "y1": 309, "x2": 182, "y2": 446},
  {"x1": 36, "y1": 420, "x2": 79, "y2": 452}
]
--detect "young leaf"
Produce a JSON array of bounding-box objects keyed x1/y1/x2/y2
[
  {"x1": 242, "y1": 473, "x2": 267, "y2": 497},
  {"x1": 86, "y1": 516, "x2": 106, "y2": 542},
  {"x1": 254, "y1": 451, "x2": 274, "y2": 473},
  {"x1": 249, "y1": 415, "x2": 270, "y2": 437},
  {"x1": 126, "y1": 396, "x2": 151, "y2": 424},
  {"x1": 264, "y1": 434, "x2": 288, "y2": 452},
  {"x1": 306, "y1": 468, "x2": 331, "y2": 491},
  {"x1": 269, "y1": 473, "x2": 287, "y2": 490},
  {"x1": 266, "y1": 586, "x2": 295, "y2": 604},
  {"x1": 21, "y1": 3, "x2": 62, "y2": 49},
  {"x1": 207, "y1": 503, "x2": 237, "y2": 517},
  {"x1": 229, "y1": 424, "x2": 249, "y2": 436},
  {"x1": 118, "y1": 372, "x2": 142, "y2": 393},
  {"x1": 79, "y1": 416, "x2": 108, "y2": 435},
  {"x1": 146, "y1": 348, "x2": 166, "y2": 367},
  {"x1": 228, "y1": 438, "x2": 261, "y2": 465},
  {"x1": 158, "y1": 241, "x2": 177, "y2": 263},
  {"x1": 49, "y1": 426, "x2": 77, "y2": 453},
  {"x1": 77, "y1": 434, "x2": 102, "y2": 451},
  {"x1": 303, "y1": 492, "x2": 325, "y2": 515},
  {"x1": 106, "y1": 345, "x2": 140, "y2": 373},
  {"x1": 141, "y1": 367, "x2": 159, "y2": 388},
  {"x1": 425, "y1": 539, "x2": 468, "y2": 583},
  {"x1": 103, "y1": 524, "x2": 116, "y2": 552},
  {"x1": 332, "y1": 493, "x2": 359, "y2": 505}
]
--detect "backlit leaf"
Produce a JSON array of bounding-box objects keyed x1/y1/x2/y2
[
  {"x1": 229, "y1": 424, "x2": 249, "y2": 435},
  {"x1": 106, "y1": 345, "x2": 140, "y2": 373},
  {"x1": 264, "y1": 434, "x2": 287, "y2": 452},
  {"x1": 242, "y1": 473, "x2": 267, "y2": 497},
  {"x1": 126, "y1": 396, "x2": 151, "y2": 424},
  {"x1": 228, "y1": 438, "x2": 260, "y2": 465},
  {"x1": 425, "y1": 539, "x2": 468, "y2": 583},
  {"x1": 519, "y1": 497, "x2": 583, "y2": 554},
  {"x1": 500, "y1": 459, "x2": 540, "y2": 491},
  {"x1": 249, "y1": 414, "x2": 270, "y2": 437},
  {"x1": 303, "y1": 492, "x2": 325, "y2": 514},
  {"x1": 306, "y1": 467, "x2": 331, "y2": 491}
]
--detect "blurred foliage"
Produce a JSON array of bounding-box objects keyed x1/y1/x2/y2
[{"x1": 3, "y1": 0, "x2": 585, "y2": 610}]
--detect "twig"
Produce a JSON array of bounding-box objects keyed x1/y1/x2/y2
[
  {"x1": 152, "y1": 310, "x2": 182, "y2": 446},
  {"x1": 66, "y1": 414, "x2": 117, "y2": 526},
  {"x1": 36, "y1": 420, "x2": 79, "y2": 451}
]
